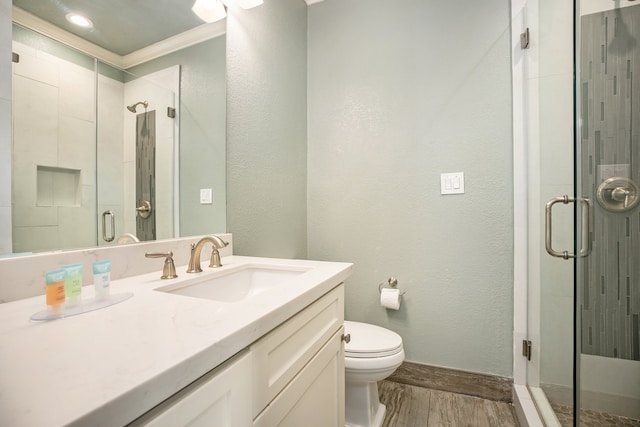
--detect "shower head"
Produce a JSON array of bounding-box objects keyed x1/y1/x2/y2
[{"x1": 127, "y1": 101, "x2": 149, "y2": 113}]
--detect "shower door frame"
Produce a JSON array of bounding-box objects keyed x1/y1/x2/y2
[{"x1": 510, "y1": 0, "x2": 576, "y2": 425}]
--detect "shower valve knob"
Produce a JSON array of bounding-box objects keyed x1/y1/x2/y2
[
  {"x1": 596, "y1": 177, "x2": 639, "y2": 212},
  {"x1": 135, "y1": 200, "x2": 152, "y2": 219}
]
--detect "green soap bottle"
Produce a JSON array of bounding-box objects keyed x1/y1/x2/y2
[{"x1": 61, "y1": 263, "x2": 83, "y2": 307}]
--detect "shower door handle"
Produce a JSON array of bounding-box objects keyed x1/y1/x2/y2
[
  {"x1": 102, "y1": 210, "x2": 115, "y2": 243},
  {"x1": 545, "y1": 196, "x2": 592, "y2": 259}
]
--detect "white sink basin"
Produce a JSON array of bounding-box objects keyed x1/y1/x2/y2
[{"x1": 155, "y1": 264, "x2": 310, "y2": 302}]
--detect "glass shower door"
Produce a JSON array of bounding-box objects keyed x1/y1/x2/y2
[
  {"x1": 576, "y1": 1, "x2": 640, "y2": 425},
  {"x1": 525, "y1": 1, "x2": 639, "y2": 425}
]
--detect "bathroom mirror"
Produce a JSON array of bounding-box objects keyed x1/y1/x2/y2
[{"x1": 8, "y1": 3, "x2": 227, "y2": 255}]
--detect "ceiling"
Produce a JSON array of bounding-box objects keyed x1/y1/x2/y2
[{"x1": 13, "y1": 0, "x2": 207, "y2": 55}]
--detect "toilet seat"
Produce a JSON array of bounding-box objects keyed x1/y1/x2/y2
[{"x1": 344, "y1": 321, "x2": 403, "y2": 358}]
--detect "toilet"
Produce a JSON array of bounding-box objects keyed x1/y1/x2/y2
[{"x1": 344, "y1": 321, "x2": 405, "y2": 427}]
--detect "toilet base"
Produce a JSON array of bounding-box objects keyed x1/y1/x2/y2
[{"x1": 345, "y1": 380, "x2": 386, "y2": 427}]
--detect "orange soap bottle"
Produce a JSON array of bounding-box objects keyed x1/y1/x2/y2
[{"x1": 45, "y1": 269, "x2": 66, "y2": 314}]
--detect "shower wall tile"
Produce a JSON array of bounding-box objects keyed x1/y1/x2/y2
[
  {"x1": 12, "y1": 226, "x2": 59, "y2": 254},
  {"x1": 123, "y1": 160, "x2": 136, "y2": 235},
  {"x1": 540, "y1": 294, "x2": 574, "y2": 385},
  {"x1": 538, "y1": 0, "x2": 574, "y2": 79},
  {"x1": 58, "y1": 66, "x2": 95, "y2": 122},
  {"x1": 0, "y1": 207, "x2": 11, "y2": 254},
  {"x1": 539, "y1": 74, "x2": 574, "y2": 187},
  {"x1": 58, "y1": 115, "x2": 96, "y2": 186},
  {"x1": 12, "y1": 42, "x2": 59, "y2": 87},
  {"x1": 12, "y1": 76, "x2": 58, "y2": 162},
  {"x1": 581, "y1": 6, "x2": 640, "y2": 361},
  {"x1": 156, "y1": 135, "x2": 174, "y2": 239},
  {"x1": 97, "y1": 75, "x2": 124, "y2": 209},
  {"x1": 0, "y1": 98, "x2": 10, "y2": 208},
  {"x1": 0, "y1": 0, "x2": 10, "y2": 101},
  {"x1": 57, "y1": 185, "x2": 96, "y2": 250},
  {"x1": 155, "y1": 200, "x2": 173, "y2": 241},
  {"x1": 11, "y1": 158, "x2": 58, "y2": 228},
  {"x1": 0, "y1": 0, "x2": 10, "y2": 254}
]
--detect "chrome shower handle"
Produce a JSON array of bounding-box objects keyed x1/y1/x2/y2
[
  {"x1": 545, "y1": 196, "x2": 592, "y2": 259},
  {"x1": 102, "y1": 210, "x2": 115, "y2": 243}
]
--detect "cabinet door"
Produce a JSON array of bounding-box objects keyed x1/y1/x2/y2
[
  {"x1": 251, "y1": 284, "x2": 344, "y2": 418},
  {"x1": 253, "y1": 327, "x2": 345, "y2": 427},
  {"x1": 130, "y1": 350, "x2": 252, "y2": 427}
]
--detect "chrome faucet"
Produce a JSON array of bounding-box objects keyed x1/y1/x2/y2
[{"x1": 187, "y1": 235, "x2": 229, "y2": 273}]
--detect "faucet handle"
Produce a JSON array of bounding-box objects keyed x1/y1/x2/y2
[
  {"x1": 209, "y1": 248, "x2": 222, "y2": 268},
  {"x1": 145, "y1": 251, "x2": 178, "y2": 279},
  {"x1": 187, "y1": 244, "x2": 201, "y2": 274}
]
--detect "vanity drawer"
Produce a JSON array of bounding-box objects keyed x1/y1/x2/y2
[
  {"x1": 253, "y1": 327, "x2": 345, "y2": 427},
  {"x1": 251, "y1": 284, "x2": 344, "y2": 418}
]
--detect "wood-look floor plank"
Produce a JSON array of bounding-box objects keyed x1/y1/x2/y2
[
  {"x1": 379, "y1": 381, "x2": 431, "y2": 427},
  {"x1": 377, "y1": 381, "x2": 519, "y2": 427},
  {"x1": 427, "y1": 390, "x2": 480, "y2": 427},
  {"x1": 475, "y1": 398, "x2": 519, "y2": 427}
]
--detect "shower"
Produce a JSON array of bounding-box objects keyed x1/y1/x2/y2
[{"x1": 127, "y1": 101, "x2": 149, "y2": 113}]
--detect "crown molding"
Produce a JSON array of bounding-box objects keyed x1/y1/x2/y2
[
  {"x1": 121, "y1": 20, "x2": 226, "y2": 68},
  {"x1": 12, "y1": 6, "x2": 226, "y2": 70}
]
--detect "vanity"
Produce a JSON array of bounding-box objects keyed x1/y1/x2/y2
[{"x1": 0, "y1": 251, "x2": 353, "y2": 426}]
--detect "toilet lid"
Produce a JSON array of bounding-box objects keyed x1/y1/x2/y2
[{"x1": 344, "y1": 321, "x2": 403, "y2": 358}]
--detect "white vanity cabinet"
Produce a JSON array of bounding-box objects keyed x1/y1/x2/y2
[
  {"x1": 131, "y1": 283, "x2": 345, "y2": 427},
  {"x1": 251, "y1": 284, "x2": 345, "y2": 426},
  {"x1": 129, "y1": 350, "x2": 253, "y2": 427}
]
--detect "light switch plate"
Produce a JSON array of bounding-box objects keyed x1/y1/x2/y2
[
  {"x1": 440, "y1": 172, "x2": 464, "y2": 195},
  {"x1": 200, "y1": 188, "x2": 213, "y2": 204}
]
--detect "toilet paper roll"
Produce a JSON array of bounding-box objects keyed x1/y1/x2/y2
[{"x1": 380, "y1": 288, "x2": 401, "y2": 310}]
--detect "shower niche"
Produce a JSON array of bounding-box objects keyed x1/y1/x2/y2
[{"x1": 36, "y1": 166, "x2": 81, "y2": 207}]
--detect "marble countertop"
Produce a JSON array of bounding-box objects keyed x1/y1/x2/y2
[{"x1": 0, "y1": 256, "x2": 353, "y2": 427}]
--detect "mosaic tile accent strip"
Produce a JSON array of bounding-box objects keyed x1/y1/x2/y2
[
  {"x1": 135, "y1": 111, "x2": 156, "y2": 241},
  {"x1": 581, "y1": 6, "x2": 640, "y2": 361}
]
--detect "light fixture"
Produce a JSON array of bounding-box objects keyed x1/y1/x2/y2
[
  {"x1": 65, "y1": 13, "x2": 94, "y2": 29},
  {"x1": 192, "y1": 0, "x2": 227, "y2": 23},
  {"x1": 232, "y1": 0, "x2": 263, "y2": 8}
]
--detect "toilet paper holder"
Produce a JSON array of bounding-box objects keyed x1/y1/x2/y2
[{"x1": 378, "y1": 277, "x2": 406, "y2": 296}]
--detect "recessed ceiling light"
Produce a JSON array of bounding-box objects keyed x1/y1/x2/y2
[
  {"x1": 192, "y1": 0, "x2": 227, "y2": 23},
  {"x1": 65, "y1": 13, "x2": 94, "y2": 29}
]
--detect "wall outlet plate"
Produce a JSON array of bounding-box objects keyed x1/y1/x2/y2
[
  {"x1": 440, "y1": 172, "x2": 464, "y2": 195},
  {"x1": 200, "y1": 188, "x2": 213, "y2": 204}
]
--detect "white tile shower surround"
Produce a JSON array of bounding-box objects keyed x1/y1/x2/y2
[{"x1": 11, "y1": 40, "x2": 98, "y2": 253}]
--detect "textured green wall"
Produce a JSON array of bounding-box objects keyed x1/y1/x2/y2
[
  {"x1": 307, "y1": 0, "x2": 514, "y2": 377},
  {"x1": 226, "y1": 0, "x2": 308, "y2": 258}
]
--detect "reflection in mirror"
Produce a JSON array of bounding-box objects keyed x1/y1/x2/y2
[
  {"x1": 11, "y1": 24, "x2": 177, "y2": 253},
  {"x1": 8, "y1": 13, "x2": 227, "y2": 256}
]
